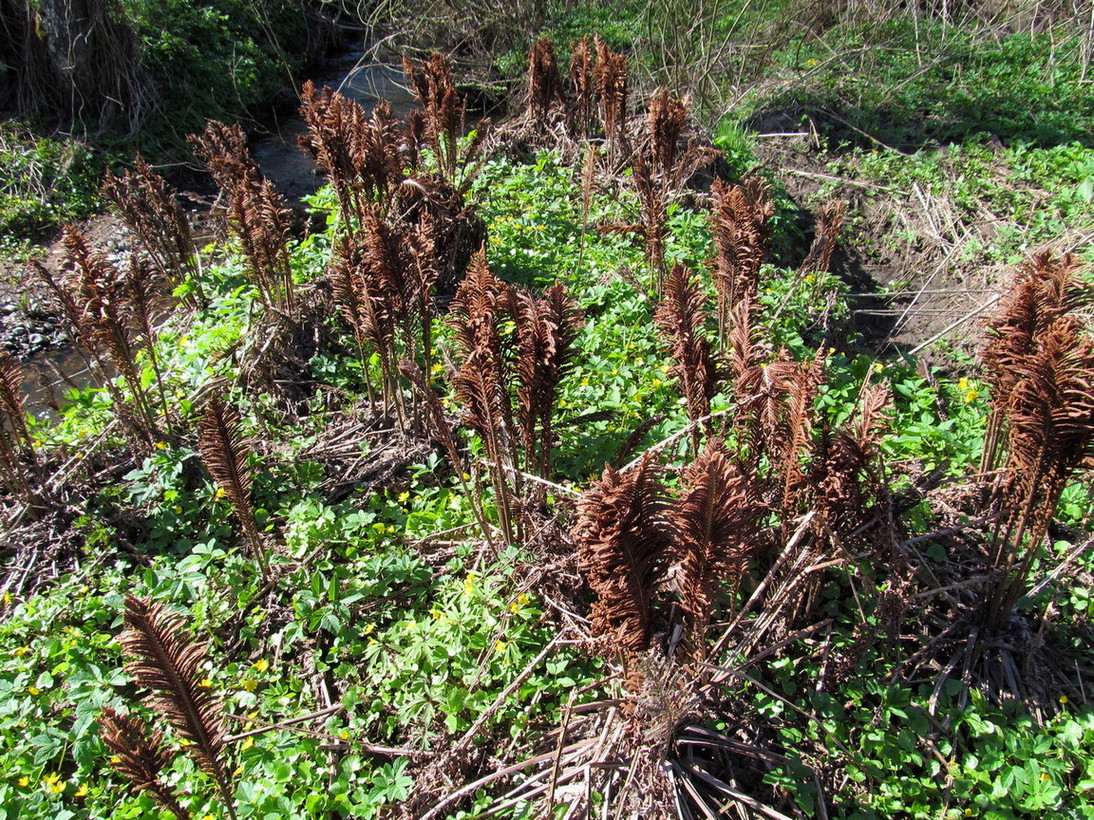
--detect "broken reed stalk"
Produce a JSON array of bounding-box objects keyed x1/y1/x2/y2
[
  {"x1": 117, "y1": 596, "x2": 237, "y2": 819},
  {"x1": 198, "y1": 398, "x2": 269, "y2": 578}
]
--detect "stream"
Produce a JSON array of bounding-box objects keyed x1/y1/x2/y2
[{"x1": 20, "y1": 50, "x2": 412, "y2": 419}]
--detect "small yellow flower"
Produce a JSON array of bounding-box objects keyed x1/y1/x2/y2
[
  {"x1": 43, "y1": 773, "x2": 64, "y2": 794},
  {"x1": 173, "y1": 506, "x2": 183, "y2": 514},
  {"x1": 109, "y1": 756, "x2": 121, "y2": 765},
  {"x1": 27, "y1": 686, "x2": 39, "y2": 696},
  {"x1": 363, "y1": 623, "x2": 375, "y2": 635},
  {"x1": 252, "y1": 658, "x2": 269, "y2": 673},
  {"x1": 240, "y1": 736, "x2": 255, "y2": 751},
  {"x1": 338, "y1": 729, "x2": 350, "y2": 740},
  {"x1": 494, "y1": 640, "x2": 508, "y2": 652},
  {"x1": 154, "y1": 441, "x2": 166, "y2": 450},
  {"x1": 198, "y1": 678, "x2": 213, "y2": 688},
  {"x1": 2, "y1": 591, "x2": 11, "y2": 606},
  {"x1": 1060, "y1": 694, "x2": 1070, "y2": 704},
  {"x1": 215, "y1": 487, "x2": 227, "y2": 500},
  {"x1": 873, "y1": 362, "x2": 884, "y2": 374},
  {"x1": 14, "y1": 647, "x2": 28, "y2": 656},
  {"x1": 242, "y1": 679, "x2": 257, "y2": 692},
  {"x1": 74, "y1": 783, "x2": 88, "y2": 797},
  {"x1": 398, "y1": 491, "x2": 410, "y2": 503},
  {"x1": 17, "y1": 776, "x2": 28, "y2": 788}
]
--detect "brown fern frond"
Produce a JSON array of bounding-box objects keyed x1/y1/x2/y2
[
  {"x1": 527, "y1": 38, "x2": 564, "y2": 125},
  {"x1": 101, "y1": 155, "x2": 197, "y2": 286},
  {"x1": 188, "y1": 120, "x2": 257, "y2": 198},
  {"x1": 654, "y1": 264, "x2": 719, "y2": 448},
  {"x1": 569, "y1": 35, "x2": 596, "y2": 139},
  {"x1": 573, "y1": 457, "x2": 673, "y2": 653},
  {"x1": 594, "y1": 36, "x2": 628, "y2": 160},
  {"x1": 98, "y1": 707, "x2": 192, "y2": 820},
  {"x1": 669, "y1": 439, "x2": 765, "y2": 660},
  {"x1": 633, "y1": 154, "x2": 667, "y2": 286},
  {"x1": 198, "y1": 398, "x2": 266, "y2": 575},
  {"x1": 709, "y1": 176, "x2": 774, "y2": 343},
  {"x1": 225, "y1": 172, "x2": 294, "y2": 312},
  {"x1": 647, "y1": 89, "x2": 688, "y2": 177},
  {"x1": 515, "y1": 282, "x2": 583, "y2": 479},
  {"x1": 0, "y1": 351, "x2": 32, "y2": 452},
  {"x1": 798, "y1": 200, "x2": 846, "y2": 275},
  {"x1": 119, "y1": 597, "x2": 236, "y2": 818}
]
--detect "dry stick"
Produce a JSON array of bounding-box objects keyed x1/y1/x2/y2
[
  {"x1": 706, "y1": 512, "x2": 815, "y2": 660},
  {"x1": 480, "y1": 458, "x2": 581, "y2": 497},
  {"x1": 452, "y1": 633, "x2": 565, "y2": 754},
  {"x1": 223, "y1": 704, "x2": 343, "y2": 742},
  {"x1": 418, "y1": 739, "x2": 598, "y2": 820},
  {"x1": 1027, "y1": 535, "x2": 1094, "y2": 598},
  {"x1": 619, "y1": 407, "x2": 735, "y2": 473},
  {"x1": 907, "y1": 294, "x2": 1003, "y2": 357}
]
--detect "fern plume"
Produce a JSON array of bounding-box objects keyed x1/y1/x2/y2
[
  {"x1": 668, "y1": 439, "x2": 765, "y2": 660},
  {"x1": 569, "y1": 35, "x2": 596, "y2": 139},
  {"x1": 709, "y1": 176, "x2": 773, "y2": 343},
  {"x1": 198, "y1": 397, "x2": 267, "y2": 576},
  {"x1": 98, "y1": 707, "x2": 192, "y2": 820},
  {"x1": 573, "y1": 457, "x2": 673, "y2": 653},
  {"x1": 118, "y1": 596, "x2": 236, "y2": 818},
  {"x1": 527, "y1": 38, "x2": 564, "y2": 125},
  {"x1": 654, "y1": 264, "x2": 719, "y2": 449}
]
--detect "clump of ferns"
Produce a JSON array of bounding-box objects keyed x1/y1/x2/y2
[
  {"x1": 402, "y1": 52, "x2": 490, "y2": 194},
  {"x1": 445, "y1": 251, "x2": 582, "y2": 546},
  {"x1": 101, "y1": 154, "x2": 204, "y2": 306},
  {"x1": 979, "y1": 252, "x2": 1094, "y2": 631},
  {"x1": 32, "y1": 227, "x2": 174, "y2": 451},
  {"x1": 329, "y1": 207, "x2": 447, "y2": 433},
  {"x1": 298, "y1": 81, "x2": 407, "y2": 231},
  {"x1": 99, "y1": 596, "x2": 240, "y2": 820},
  {"x1": 191, "y1": 121, "x2": 296, "y2": 316}
]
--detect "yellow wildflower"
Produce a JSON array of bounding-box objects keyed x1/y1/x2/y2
[
  {"x1": 494, "y1": 640, "x2": 508, "y2": 652},
  {"x1": 27, "y1": 686, "x2": 39, "y2": 696},
  {"x1": 74, "y1": 783, "x2": 88, "y2": 797},
  {"x1": 17, "y1": 776, "x2": 28, "y2": 787},
  {"x1": 198, "y1": 678, "x2": 213, "y2": 688},
  {"x1": 215, "y1": 487, "x2": 227, "y2": 500},
  {"x1": 242, "y1": 679, "x2": 257, "y2": 692},
  {"x1": 1060, "y1": 694, "x2": 1070, "y2": 704},
  {"x1": 240, "y1": 736, "x2": 255, "y2": 751},
  {"x1": 252, "y1": 658, "x2": 269, "y2": 673}
]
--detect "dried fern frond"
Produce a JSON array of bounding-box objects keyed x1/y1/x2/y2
[
  {"x1": 573, "y1": 457, "x2": 673, "y2": 653},
  {"x1": 569, "y1": 35, "x2": 596, "y2": 139},
  {"x1": 595, "y1": 36, "x2": 628, "y2": 160},
  {"x1": 119, "y1": 596, "x2": 236, "y2": 817},
  {"x1": 798, "y1": 200, "x2": 846, "y2": 275},
  {"x1": 0, "y1": 351, "x2": 32, "y2": 454},
  {"x1": 647, "y1": 89, "x2": 688, "y2": 178},
  {"x1": 527, "y1": 38, "x2": 565, "y2": 125},
  {"x1": 98, "y1": 707, "x2": 192, "y2": 820},
  {"x1": 101, "y1": 155, "x2": 197, "y2": 286},
  {"x1": 226, "y1": 172, "x2": 294, "y2": 313},
  {"x1": 654, "y1": 264, "x2": 719, "y2": 449},
  {"x1": 709, "y1": 176, "x2": 773, "y2": 344},
  {"x1": 515, "y1": 282, "x2": 583, "y2": 480},
  {"x1": 198, "y1": 398, "x2": 267, "y2": 576},
  {"x1": 669, "y1": 439, "x2": 765, "y2": 661}
]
